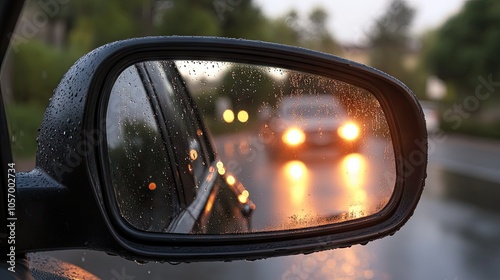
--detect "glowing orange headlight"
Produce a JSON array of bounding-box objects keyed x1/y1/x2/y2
[
  {"x1": 282, "y1": 128, "x2": 306, "y2": 146},
  {"x1": 338, "y1": 122, "x2": 360, "y2": 141},
  {"x1": 222, "y1": 109, "x2": 234, "y2": 123}
]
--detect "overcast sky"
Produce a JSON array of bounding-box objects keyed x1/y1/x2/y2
[{"x1": 253, "y1": 0, "x2": 466, "y2": 44}]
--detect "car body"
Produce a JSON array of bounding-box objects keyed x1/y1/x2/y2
[
  {"x1": 106, "y1": 60, "x2": 254, "y2": 234},
  {"x1": 262, "y1": 94, "x2": 361, "y2": 159}
]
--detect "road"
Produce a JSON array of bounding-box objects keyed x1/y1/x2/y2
[
  {"x1": 214, "y1": 132, "x2": 395, "y2": 232},
  {"x1": 40, "y1": 133, "x2": 500, "y2": 280}
]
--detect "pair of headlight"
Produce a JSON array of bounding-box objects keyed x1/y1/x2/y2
[{"x1": 282, "y1": 123, "x2": 360, "y2": 146}]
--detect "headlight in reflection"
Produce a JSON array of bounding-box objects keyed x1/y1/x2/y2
[
  {"x1": 222, "y1": 109, "x2": 235, "y2": 123},
  {"x1": 237, "y1": 110, "x2": 249, "y2": 123},
  {"x1": 338, "y1": 122, "x2": 360, "y2": 141},
  {"x1": 282, "y1": 128, "x2": 306, "y2": 146}
]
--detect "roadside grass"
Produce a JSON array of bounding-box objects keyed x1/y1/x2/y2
[{"x1": 6, "y1": 102, "x2": 45, "y2": 159}]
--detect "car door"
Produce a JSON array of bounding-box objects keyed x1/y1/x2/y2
[
  {"x1": 106, "y1": 63, "x2": 184, "y2": 233},
  {"x1": 140, "y1": 60, "x2": 252, "y2": 234}
]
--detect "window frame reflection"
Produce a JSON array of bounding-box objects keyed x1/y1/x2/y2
[
  {"x1": 106, "y1": 65, "x2": 181, "y2": 232},
  {"x1": 105, "y1": 61, "x2": 254, "y2": 235}
]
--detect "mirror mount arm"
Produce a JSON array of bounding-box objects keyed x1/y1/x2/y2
[{"x1": 16, "y1": 169, "x2": 117, "y2": 253}]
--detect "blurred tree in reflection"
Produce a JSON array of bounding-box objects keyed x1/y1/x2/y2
[{"x1": 219, "y1": 64, "x2": 276, "y2": 118}]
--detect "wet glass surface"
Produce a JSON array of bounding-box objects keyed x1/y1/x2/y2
[
  {"x1": 105, "y1": 60, "x2": 395, "y2": 233},
  {"x1": 106, "y1": 66, "x2": 179, "y2": 232}
]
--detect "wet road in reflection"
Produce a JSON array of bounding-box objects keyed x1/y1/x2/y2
[
  {"x1": 42, "y1": 134, "x2": 500, "y2": 280},
  {"x1": 216, "y1": 132, "x2": 394, "y2": 232}
]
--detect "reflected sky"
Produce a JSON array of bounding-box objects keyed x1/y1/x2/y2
[{"x1": 104, "y1": 59, "x2": 397, "y2": 234}]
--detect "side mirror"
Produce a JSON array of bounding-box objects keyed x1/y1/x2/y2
[{"x1": 17, "y1": 37, "x2": 427, "y2": 263}]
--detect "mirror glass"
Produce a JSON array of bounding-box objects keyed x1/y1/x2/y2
[{"x1": 106, "y1": 60, "x2": 396, "y2": 234}]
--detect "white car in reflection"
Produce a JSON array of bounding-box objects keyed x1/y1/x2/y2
[{"x1": 261, "y1": 94, "x2": 361, "y2": 159}]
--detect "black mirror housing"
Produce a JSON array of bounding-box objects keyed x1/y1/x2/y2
[{"x1": 17, "y1": 37, "x2": 427, "y2": 263}]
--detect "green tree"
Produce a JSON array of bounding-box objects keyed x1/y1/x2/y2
[
  {"x1": 265, "y1": 11, "x2": 301, "y2": 46},
  {"x1": 408, "y1": 30, "x2": 440, "y2": 100},
  {"x1": 11, "y1": 40, "x2": 77, "y2": 104},
  {"x1": 265, "y1": 8, "x2": 340, "y2": 54},
  {"x1": 304, "y1": 7, "x2": 340, "y2": 54},
  {"x1": 213, "y1": 0, "x2": 269, "y2": 40},
  {"x1": 155, "y1": 1, "x2": 221, "y2": 36},
  {"x1": 67, "y1": 0, "x2": 140, "y2": 50},
  {"x1": 155, "y1": 0, "x2": 268, "y2": 39},
  {"x1": 219, "y1": 64, "x2": 275, "y2": 114},
  {"x1": 368, "y1": 0, "x2": 415, "y2": 82},
  {"x1": 426, "y1": 0, "x2": 500, "y2": 99},
  {"x1": 424, "y1": 0, "x2": 500, "y2": 137}
]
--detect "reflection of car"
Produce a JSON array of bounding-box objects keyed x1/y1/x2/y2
[{"x1": 262, "y1": 95, "x2": 361, "y2": 159}]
